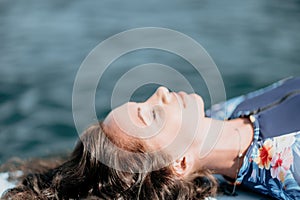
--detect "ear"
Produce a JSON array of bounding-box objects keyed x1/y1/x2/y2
[{"x1": 172, "y1": 155, "x2": 193, "y2": 177}]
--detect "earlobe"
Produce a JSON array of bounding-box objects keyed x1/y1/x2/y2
[{"x1": 172, "y1": 155, "x2": 192, "y2": 176}]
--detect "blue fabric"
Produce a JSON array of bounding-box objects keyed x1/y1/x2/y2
[
  {"x1": 206, "y1": 77, "x2": 300, "y2": 200},
  {"x1": 0, "y1": 172, "x2": 17, "y2": 197},
  {"x1": 232, "y1": 77, "x2": 300, "y2": 138}
]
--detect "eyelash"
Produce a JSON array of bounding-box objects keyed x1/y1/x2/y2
[
  {"x1": 138, "y1": 107, "x2": 156, "y2": 122},
  {"x1": 152, "y1": 109, "x2": 156, "y2": 120}
]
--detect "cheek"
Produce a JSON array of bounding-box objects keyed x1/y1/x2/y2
[
  {"x1": 153, "y1": 112, "x2": 200, "y2": 158},
  {"x1": 146, "y1": 108, "x2": 181, "y2": 149}
]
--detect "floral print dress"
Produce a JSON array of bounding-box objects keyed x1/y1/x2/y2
[{"x1": 206, "y1": 77, "x2": 300, "y2": 199}]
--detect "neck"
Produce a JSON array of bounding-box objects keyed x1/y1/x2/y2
[{"x1": 193, "y1": 117, "x2": 254, "y2": 178}]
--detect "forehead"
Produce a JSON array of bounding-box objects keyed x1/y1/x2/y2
[
  {"x1": 103, "y1": 102, "x2": 166, "y2": 151},
  {"x1": 104, "y1": 102, "x2": 143, "y2": 132},
  {"x1": 103, "y1": 103, "x2": 148, "y2": 141},
  {"x1": 102, "y1": 108, "x2": 147, "y2": 151}
]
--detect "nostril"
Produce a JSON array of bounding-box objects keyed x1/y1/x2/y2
[{"x1": 162, "y1": 93, "x2": 170, "y2": 104}]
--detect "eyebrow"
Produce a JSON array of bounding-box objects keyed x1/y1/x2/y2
[{"x1": 137, "y1": 107, "x2": 147, "y2": 125}]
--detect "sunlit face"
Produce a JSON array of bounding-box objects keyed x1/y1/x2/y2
[{"x1": 103, "y1": 87, "x2": 205, "y2": 157}]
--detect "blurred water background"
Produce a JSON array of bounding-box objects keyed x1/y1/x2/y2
[{"x1": 0, "y1": 0, "x2": 300, "y2": 163}]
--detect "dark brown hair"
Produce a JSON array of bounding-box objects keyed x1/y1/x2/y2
[{"x1": 1, "y1": 123, "x2": 217, "y2": 199}]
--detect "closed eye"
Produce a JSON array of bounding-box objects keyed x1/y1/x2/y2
[
  {"x1": 152, "y1": 109, "x2": 156, "y2": 120},
  {"x1": 137, "y1": 107, "x2": 147, "y2": 125}
]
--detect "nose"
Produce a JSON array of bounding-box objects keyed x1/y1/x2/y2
[{"x1": 156, "y1": 86, "x2": 171, "y2": 104}]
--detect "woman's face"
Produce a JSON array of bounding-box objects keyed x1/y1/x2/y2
[{"x1": 103, "y1": 87, "x2": 205, "y2": 156}]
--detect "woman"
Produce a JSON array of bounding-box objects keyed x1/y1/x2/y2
[{"x1": 1, "y1": 77, "x2": 300, "y2": 199}]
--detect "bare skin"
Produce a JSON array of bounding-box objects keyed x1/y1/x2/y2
[
  {"x1": 194, "y1": 117, "x2": 254, "y2": 178},
  {"x1": 103, "y1": 87, "x2": 254, "y2": 179}
]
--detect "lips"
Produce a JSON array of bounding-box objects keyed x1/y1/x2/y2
[{"x1": 177, "y1": 92, "x2": 187, "y2": 108}]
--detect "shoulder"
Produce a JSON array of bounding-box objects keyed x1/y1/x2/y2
[{"x1": 205, "y1": 77, "x2": 298, "y2": 120}]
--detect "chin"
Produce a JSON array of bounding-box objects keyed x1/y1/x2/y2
[{"x1": 191, "y1": 94, "x2": 205, "y2": 111}]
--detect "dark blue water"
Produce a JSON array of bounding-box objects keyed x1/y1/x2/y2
[{"x1": 1, "y1": 0, "x2": 300, "y2": 163}]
